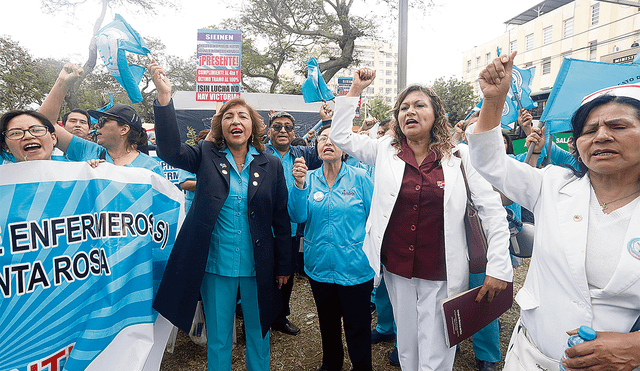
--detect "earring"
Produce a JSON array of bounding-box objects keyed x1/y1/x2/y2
[{"x1": 577, "y1": 156, "x2": 583, "y2": 163}]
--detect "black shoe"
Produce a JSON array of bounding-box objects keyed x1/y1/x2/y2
[
  {"x1": 477, "y1": 360, "x2": 497, "y2": 371},
  {"x1": 272, "y1": 321, "x2": 300, "y2": 335},
  {"x1": 371, "y1": 329, "x2": 396, "y2": 344},
  {"x1": 389, "y1": 346, "x2": 399, "y2": 366}
]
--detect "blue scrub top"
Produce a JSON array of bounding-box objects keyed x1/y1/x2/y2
[
  {"x1": 65, "y1": 135, "x2": 164, "y2": 176},
  {"x1": 205, "y1": 145, "x2": 259, "y2": 277}
]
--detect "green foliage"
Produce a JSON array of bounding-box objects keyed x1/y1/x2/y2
[
  {"x1": 363, "y1": 97, "x2": 392, "y2": 122},
  {"x1": 0, "y1": 36, "x2": 62, "y2": 112},
  {"x1": 429, "y1": 76, "x2": 478, "y2": 126},
  {"x1": 214, "y1": 0, "x2": 378, "y2": 93}
]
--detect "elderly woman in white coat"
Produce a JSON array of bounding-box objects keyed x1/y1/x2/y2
[
  {"x1": 468, "y1": 52, "x2": 640, "y2": 371},
  {"x1": 329, "y1": 68, "x2": 512, "y2": 371}
]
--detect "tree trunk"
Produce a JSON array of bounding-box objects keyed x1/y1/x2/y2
[{"x1": 64, "y1": 0, "x2": 108, "y2": 109}]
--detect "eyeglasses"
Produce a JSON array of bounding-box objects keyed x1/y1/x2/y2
[
  {"x1": 96, "y1": 117, "x2": 113, "y2": 128},
  {"x1": 3, "y1": 125, "x2": 49, "y2": 140},
  {"x1": 317, "y1": 135, "x2": 329, "y2": 143},
  {"x1": 271, "y1": 124, "x2": 294, "y2": 132}
]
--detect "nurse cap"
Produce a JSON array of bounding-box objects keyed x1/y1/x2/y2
[{"x1": 580, "y1": 84, "x2": 640, "y2": 106}]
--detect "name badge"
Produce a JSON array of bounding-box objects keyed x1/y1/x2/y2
[
  {"x1": 628, "y1": 238, "x2": 640, "y2": 260},
  {"x1": 313, "y1": 192, "x2": 325, "y2": 202}
]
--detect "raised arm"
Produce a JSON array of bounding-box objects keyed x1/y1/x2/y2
[
  {"x1": 40, "y1": 64, "x2": 83, "y2": 152},
  {"x1": 287, "y1": 157, "x2": 310, "y2": 224},
  {"x1": 476, "y1": 52, "x2": 516, "y2": 134},
  {"x1": 329, "y1": 68, "x2": 379, "y2": 166},
  {"x1": 149, "y1": 60, "x2": 200, "y2": 173}
]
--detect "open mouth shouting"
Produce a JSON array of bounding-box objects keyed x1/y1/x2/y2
[
  {"x1": 591, "y1": 149, "x2": 618, "y2": 157},
  {"x1": 23, "y1": 142, "x2": 43, "y2": 152},
  {"x1": 230, "y1": 127, "x2": 244, "y2": 137}
]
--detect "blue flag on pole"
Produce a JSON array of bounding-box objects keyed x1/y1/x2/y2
[
  {"x1": 476, "y1": 96, "x2": 518, "y2": 129},
  {"x1": 301, "y1": 58, "x2": 335, "y2": 103},
  {"x1": 511, "y1": 65, "x2": 537, "y2": 110},
  {"x1": 95, "y1": 14, "x2": 150, "y2": 103},
  {"x1": 540, "y1": 58, "x2": 640, "y2": 133}
]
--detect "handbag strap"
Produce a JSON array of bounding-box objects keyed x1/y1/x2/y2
[{"x1": 454, "y1": 151, "x2": 476, "y2": 208}]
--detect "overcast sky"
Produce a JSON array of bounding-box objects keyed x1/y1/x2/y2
[{"x1": 0, "y1": 0, "x2": 542, "y2": 85}]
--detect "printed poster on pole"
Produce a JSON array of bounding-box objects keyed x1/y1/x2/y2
[{"x1": 196, "y1": 29, "x2": 242, "y2": 102}]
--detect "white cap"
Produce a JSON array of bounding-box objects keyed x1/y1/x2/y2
[{"x1": 581, "y1": 84, "x2": 640, "y2": 106}]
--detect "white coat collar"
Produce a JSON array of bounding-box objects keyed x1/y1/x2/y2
[{"x1": 442, "y1": 150, "x2": 461, "y2": 208}]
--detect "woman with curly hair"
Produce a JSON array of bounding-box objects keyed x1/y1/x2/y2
[{"x1": 329, "y1": 68, "x2": 512, "y2": 371}]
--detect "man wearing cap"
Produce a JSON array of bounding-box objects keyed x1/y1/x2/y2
[
  {"x1": 265, "y1": 110, "x2": 326, "y2": 335},
  {"x1": 62, "y1": 109, "x2": 92, "y2": 140}
]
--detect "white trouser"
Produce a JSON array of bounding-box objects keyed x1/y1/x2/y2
[{"x1": 384, "y1": 268, "x2": 456, "y2": 371}]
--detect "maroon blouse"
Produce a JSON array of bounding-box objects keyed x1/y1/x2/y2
[{"x1": 381, "y1": 140, "x2": 446, "y2": 280}]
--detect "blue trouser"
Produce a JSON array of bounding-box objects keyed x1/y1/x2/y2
[
  {"x1": 469, "y1": 272, "x2": 501, "y2": 362},
  {"x1": 374, "y1": 274, "x2": 396, "y2": 336},
  {"x1": 201, "y1": 273, "x2": 270, "y2": 371}
]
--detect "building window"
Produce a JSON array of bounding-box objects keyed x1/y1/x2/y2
[
  {"x1": 589, "y1": 41, "x2": 597, "y2": 61},
  {"x1": 476, "y1": 56, "x2": 481, "y2": 67},
  {"x1": 591, "y1": 3, "x2": 599, "y2": 26},
  {"x1": 563, "y1": 18, "x2": 574, "y2": 38},
  {"x1": 379, "y1": 61, "x2": 384, "y2": 66},
  {"x1": 386, "y1": 79, "x2": 392, "y2": 85},
  {"x1": 526, "y1": 34, "x2": 534, "y2": 51},
  {"x1": 386, "y1": 61, "x2": 392, "y2": 67},
  {"x1": 542, "y1": 58, "x2": 551, "y2": 75},
  {"x1": 467, "y1": 60, "x2": 471, "y2": 73},
  {"x1": 509, "y1": 40, "x2": 517, "y2": 53},
  {"x1": 524, "y1": 62, "x2": 533, "y2": 68},
  {"x1": 386, "y1": 70, "x2": 392, "y2": 76},
  {"x1": 386, "y1": 88, "x2": 393, "y2": 94},
  {"x1": 486, "y1": 52, "x2": 491, "y2": 65},
  {"x1": 379, "y1": 87, "x2": 384, "y2": 94},
  {"x1": 543, "y1": 26, "x2": 553, "y2": 45}
]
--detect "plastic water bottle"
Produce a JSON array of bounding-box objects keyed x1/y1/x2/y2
[{"x1": 559, "y1": 325, "x2": 597, "y2": 371}]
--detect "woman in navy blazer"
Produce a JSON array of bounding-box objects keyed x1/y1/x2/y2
[{"x1": 149, "y1": 61, "x2": 292, "y2": 371}]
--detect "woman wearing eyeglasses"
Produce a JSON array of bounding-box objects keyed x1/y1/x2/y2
[
  {"x1": 0, "y1": 111, "x2": 60, "y2": 163},
  {"x1": 34, "y1": 64, "x2": 163, "y2": 176},
  {"x1": 51, "y1": 103, "x2": 163, "y2": 176},
  {"x1": 289, "y1": 125, "x2": 375, "y2": 371}
]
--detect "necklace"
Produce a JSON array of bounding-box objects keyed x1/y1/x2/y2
[
  {"x1": 110, "y1": 150, "x2": 135, "y2": 161},
  {"x1": 599, "y1": 189, "x2": 640, "y2": 212}
]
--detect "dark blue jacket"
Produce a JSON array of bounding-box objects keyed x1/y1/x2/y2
[{"x1": 152, "y1": 100, "x2": 292, "y2": 336}]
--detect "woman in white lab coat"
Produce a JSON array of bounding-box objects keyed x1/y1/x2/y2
[
  {"x1": 329, "y1": 68, "x2": 512, "y2": 371},
  {"x1": 468, "y1": 52, "x2": 640, "y2": 370}
]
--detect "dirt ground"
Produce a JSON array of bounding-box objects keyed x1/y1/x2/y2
[{"x1": 160, "y1": 260, "x2": 528, "y2": 371}]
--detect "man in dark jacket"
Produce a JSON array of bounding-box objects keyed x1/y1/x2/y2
[{"x1": 265, "y1": 108, "x2": 328, "y2": 335}]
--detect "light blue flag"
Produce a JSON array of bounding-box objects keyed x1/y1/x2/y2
[
  {"x1": 0, "y1": 161, "x2": 184, "y2": 371},
  {"x1": 89, "y1": 93, "x2": 115, "y2": 128},
  {"x1": 301, "y1": 58, "x2": 335, "y2": 103},
  {"x1": 511, "y1": 65, "x2": 538, "y2": 110},
  {"x1": 95, "y1": 14, "x2": 150, "y2": 103},
  {"x1": 540, "y1": 58, "x2": 640, "y2": 133},
  {"x1": 476, "y1": 97, "x2": 518, "y2": 129}
]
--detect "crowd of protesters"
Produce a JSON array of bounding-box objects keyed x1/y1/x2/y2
[{"x1": 2, "y1": 54, "x2": 640, "y2": 371}]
